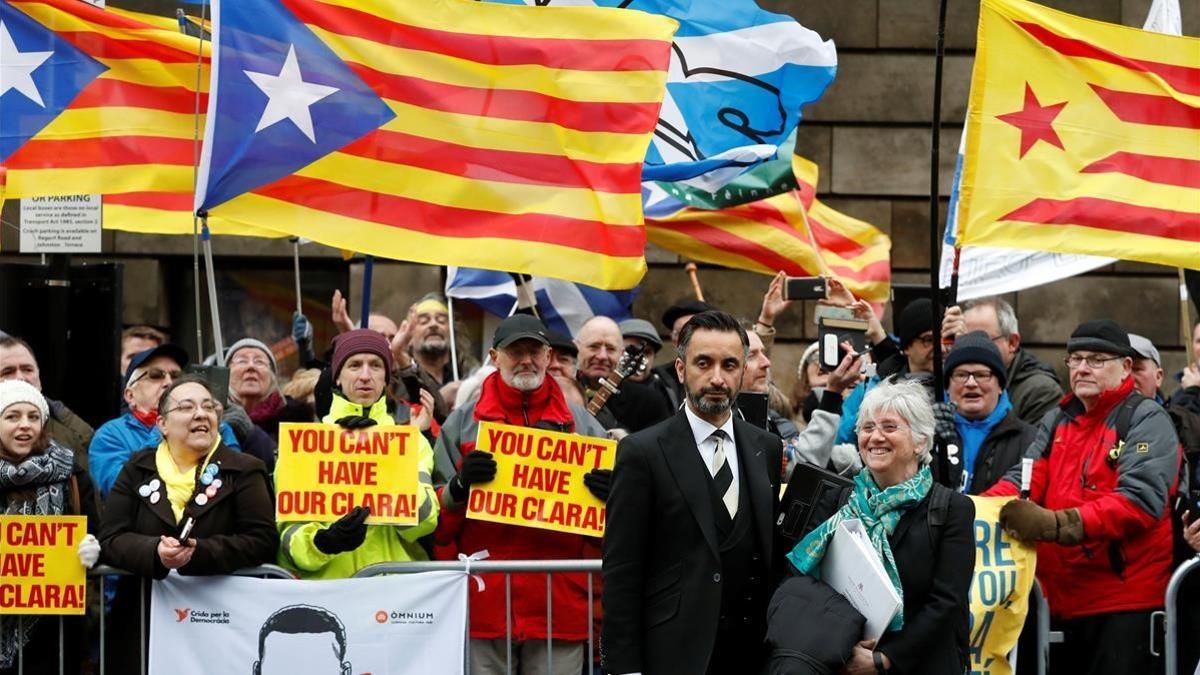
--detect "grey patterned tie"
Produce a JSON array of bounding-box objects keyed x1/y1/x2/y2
[{"x1": 711, "y1": 430, "x2": 737, "y2": 518}]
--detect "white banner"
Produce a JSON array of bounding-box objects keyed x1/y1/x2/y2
[{"x1": 150, "y1": 572, "x2": 466, "y2": 675}]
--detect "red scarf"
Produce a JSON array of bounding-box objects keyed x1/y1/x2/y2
[
  {"x1": 131, "y1": 407, "x2": 158, "y2": 427},
  {"x1": 246, "y1": 390, "x2": 286, "y2": 425},
  {"x1": 474, "y1": 371, "x2": 574, "y2": 430}
]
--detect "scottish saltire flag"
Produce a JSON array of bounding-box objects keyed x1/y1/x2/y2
[
  {"x1": 493, "y1": 0, "x2": 836, "y2": 191},
  {"x1": 195, "y1": 0, "x2": 676, "y2": 290},
  {"x1": 938, "y1": 0, "x2": 1183, "y2": 299},
  {"x1": 446, "y1": 268, "x2": 637, "y2": 337}
]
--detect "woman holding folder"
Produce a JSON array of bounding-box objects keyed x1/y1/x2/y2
[{"x1": 779, "y1": 379, "x2": 976, "y2": 675}]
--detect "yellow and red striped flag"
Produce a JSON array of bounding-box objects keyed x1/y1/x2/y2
[
  {"x1": 957, "y1": 0, "x2": 1200, "y2": 269},
  {"x1": 194, "y1": 0, "x2": 677, "y2": 290},
  {"x1": 2, "y1": 0, "x2": 204, "y2": 199},
  {"x1": 646, "y1": 156, "x2": 892, "y2": 304}
]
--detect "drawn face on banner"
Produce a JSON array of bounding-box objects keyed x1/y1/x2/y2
[{"x1": 253, "y1": 605, "x2": 351, "y2": 675}]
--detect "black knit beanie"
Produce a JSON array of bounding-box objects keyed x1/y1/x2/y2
[
  {"x1": 944, "y1": 330, "x2": 1008, "y2": 388},
  {"x1": 897, "y1": 298, "x2": 933, "y2": 349}
]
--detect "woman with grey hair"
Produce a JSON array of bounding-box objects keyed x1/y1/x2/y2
[{"x1": 772, "y1": 379, "x2": 975, "y2": 675}]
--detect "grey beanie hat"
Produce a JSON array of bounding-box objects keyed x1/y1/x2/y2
[{"x1": 226, "y1": 338, "x2": 277, "y2": 372}]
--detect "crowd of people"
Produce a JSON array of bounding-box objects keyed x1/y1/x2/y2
[{"x1": 1, "y1": 274, "x2": 1199, "y2": 675}]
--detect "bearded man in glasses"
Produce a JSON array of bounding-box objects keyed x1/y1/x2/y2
[
  {"x1": 939, "y1": 331, "x2": 1036, "y2": 494},
  {"x1": 983, "y1": 320, "x2": 1182, "y2": 675},
  {"x1": 88, "y1": 344, "x2": 241, "y2": 498}
]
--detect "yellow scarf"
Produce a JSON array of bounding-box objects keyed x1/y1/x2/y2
[{"x1": 154, "y1": 439, "x2": 219, "y2": 523}]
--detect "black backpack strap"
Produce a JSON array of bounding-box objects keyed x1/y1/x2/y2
[
  {"x1": 927, "y1": 483, "x2": 952, "y2": 550},
  {"x1": 1112, "y1": 392, "x2": 1146, "y2": 443}
]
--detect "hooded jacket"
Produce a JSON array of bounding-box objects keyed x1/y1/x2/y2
[
  {"x1": 1005, "y1": 349, "x2": 1063, "y2": 425},
  {"x1": 985, "y1": 377, "x2": 1181, "y2": 619},
  {"x1": 277, "y1": 393, "x2": 439, "y2": 579}
]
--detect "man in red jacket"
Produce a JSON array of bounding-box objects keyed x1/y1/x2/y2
[
  {"x1": 986, "y1": 319, "x2": 1181, "y2": 675},
  {"x1": 432, "y1": 315, "x2": 608, "y2": 675}
]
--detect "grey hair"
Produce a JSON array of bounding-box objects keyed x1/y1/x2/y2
[
  {"x1": 963, "y1": 296, "x2": 1019, "y2": 337},
  {"x1": 856, "y1": 378, "x2": 935, "y2": 464}
]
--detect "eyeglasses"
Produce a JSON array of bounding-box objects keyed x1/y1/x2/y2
[
  {"x1": 859, "y1": 422, "x2": 909, "y2": 435},
  {"x1": 164, "y1": 399, "x2": 218, "y2": 416},
  {"x1": 130, "y1": 367, "x2": 182, "y2": 385},
  {"x1": 949, "y1": 369, "x2": 995, "y2": 384},
  {"x1": 1065, "y1": 354, "x2": 1123, "y2": 369},
  {"x1": 230, "y1": 355, "x2": 271, "y2": 368}
]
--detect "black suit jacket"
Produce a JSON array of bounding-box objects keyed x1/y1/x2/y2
[
  {"x1": 602, "y1": 410, "x2": 781, "y2": 675},
  {"x1": 876, "y1": 484, "x2": 976, "y2": 675}
]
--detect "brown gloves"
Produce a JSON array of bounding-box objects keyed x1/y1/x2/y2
[{"x1": 999, "y1": 499, "x2": 1085, "y2": 545}]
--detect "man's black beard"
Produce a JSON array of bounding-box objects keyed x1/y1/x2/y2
[{"x1": 687, "y1": 388, "x2": 733, "y2": 416}]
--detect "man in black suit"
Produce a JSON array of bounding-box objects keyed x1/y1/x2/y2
[{"x1": 602, "y1": 311, "x2": 780, "y2": 675}]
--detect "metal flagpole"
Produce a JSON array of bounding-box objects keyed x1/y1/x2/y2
[
  {"x1": 199, "y1": 214, "x2": 226, "y2": 365},
  {"x1": 291, "y1": 237, "x2": 303, "y2": 315},
  {"x1": 929, "y1": 0, "x2": 951, "y2": 486},
  {"x1": 183, "y1": 1, "x2": 209, "y2": 359},
  {"x1": 360, "y1": 255, "x2": 374, "y2": 329},
  {"x1": 447, "y1": 296, "x2": 460, "y2": 381}
]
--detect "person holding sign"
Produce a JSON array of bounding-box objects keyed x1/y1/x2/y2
[
  {"x1": 433, "y1": 315, "x2": 607, "y2": 675},
  {"x1": 0, "y1": 380, "x2": 100, "y2": 674},
  {"x1": 277, "y1": 329, "x2": 439, "y2": 580},
  {"x1": 602, "y1": 311, "x2": 782, "y2": 675},
  {"x1": 781, "y1": 379, "x2": 975, "y2": 675},
  {"x1": 99, "y1": 376, "x2": 278, "y2": 673}
]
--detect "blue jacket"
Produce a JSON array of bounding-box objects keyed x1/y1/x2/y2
[{"x1": 88, "y1": 412, "x2": 241, "y2": 497}]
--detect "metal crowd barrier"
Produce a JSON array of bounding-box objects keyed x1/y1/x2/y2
[
  {"x1": 7, "y1": 560, "x2": 601, "y2": 675},
  {"x1": 7, "y1": 564, "x2": 296, "y2": 675},
  {"x1": 354, "y1": 559, "x2": 603, "y2": 675},
  {"x1": 1155, "y1": 554, "x2": 1200, "y2": 675}
]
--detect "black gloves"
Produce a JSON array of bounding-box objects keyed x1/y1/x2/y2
[
  {"x1": 334, "y1": 415, "x2": 378, "y2": 429},
  {"x1": 448, "y1": 451, "x2": 498, "y2": 502},
  {"x1": 313, "y1": 506, "x2": 370, "y2": 555},
  {"x1": 583, "y1": 469, "x2": 612, "y2": 502}
]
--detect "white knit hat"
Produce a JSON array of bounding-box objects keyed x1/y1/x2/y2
[{"x1": 0, "y1": 380, "x2": 49, "y2": 421}]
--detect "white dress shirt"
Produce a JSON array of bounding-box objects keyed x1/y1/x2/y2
[{"x1": 684, "y1": 404, "x2": 739, "y2": 485}]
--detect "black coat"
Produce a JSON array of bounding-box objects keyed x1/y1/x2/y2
[
  {"x1": 602, "y1": 411, "x2": 781, "y2": 675},
  {"x1": 98, "y1": 444, "x2": 278, "y2": 673},
  {"x1": 969, "y1": 411, "x2": 1036, "y2": 495},
  {"x1": 99, "y1": 443, "x2": 278, "y2": 579},
  {"x1": 936, "y1": 410, "x2": 1037, "y2": 495},
  {"x1": 875, "y1": 484, "x2": 976, "y2": 675}
]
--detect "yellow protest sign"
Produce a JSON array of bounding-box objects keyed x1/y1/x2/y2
[
  {"x1": 968, "y1": 496, "x2": 1038, "y2": 675},
  {"x1": 275, "y1": 423, "x2": 421, "y2": 526},
  {"x1": 0, "y1": 516, "x2": 87, "y2": 615},
  {"x1": 468, "y1": 421, "x2": 615, "y2": 537}
]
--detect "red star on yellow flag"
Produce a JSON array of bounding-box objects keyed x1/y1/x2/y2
[
  {"x1": 996, "y1": 83, "x2": 1067, "y2": 158},
  {"x1": 956, "y1": 0, "x2": 1200, "y2": 271}
]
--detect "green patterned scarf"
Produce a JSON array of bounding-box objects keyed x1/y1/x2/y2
[{"x1": 786, "y1": 465, "x2": 933, "y2": 632}]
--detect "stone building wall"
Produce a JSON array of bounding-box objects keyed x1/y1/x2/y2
[{"x1": 2, "y1": 0, "x2": 1197, "y2": 407}]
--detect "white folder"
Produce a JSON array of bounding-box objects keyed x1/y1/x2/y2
[{"x1": 819, "y1": 518, "x2": 902, "y2": 640}]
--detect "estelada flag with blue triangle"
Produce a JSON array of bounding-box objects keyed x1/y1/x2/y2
[
  {"x1": 194, "y1": 0, "x2": 677, "y2": 290},
  {"x1": 956, "y1": 0, "x2": 1200, "y2": 270},
  {"x1": 0, "y1": 0, "x2": 203, "y2": 199}
]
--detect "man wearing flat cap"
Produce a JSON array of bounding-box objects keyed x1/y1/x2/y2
[{"x1": 984, "y1": 319, "x2": 1182, "y2": 675}]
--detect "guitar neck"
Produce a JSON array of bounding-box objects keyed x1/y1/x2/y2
[{"x1": 585, "y1": 372, "x2": 626, "y2": 416}]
